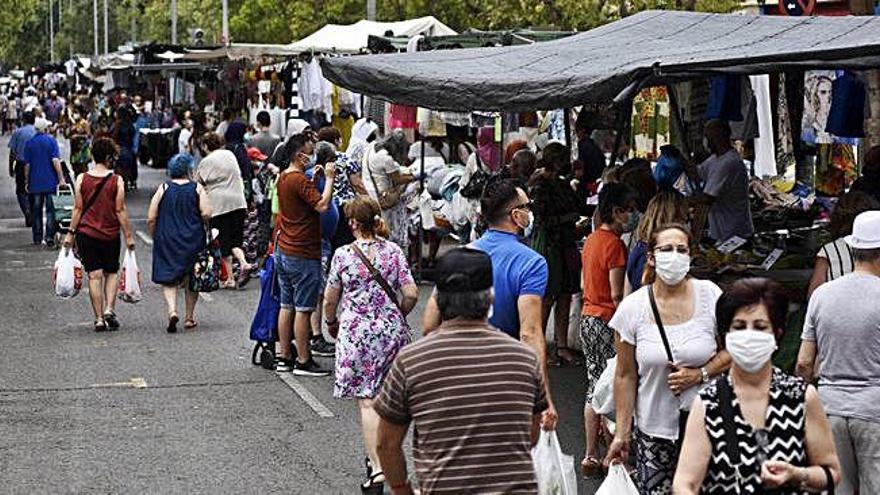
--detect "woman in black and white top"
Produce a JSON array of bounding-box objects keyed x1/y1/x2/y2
[
  {"x1": 807, "y1": 191, "x2": 879, "y2": 297},
  {"x1": 674, "y1": 278, "x2": 840, "y2": 494}
]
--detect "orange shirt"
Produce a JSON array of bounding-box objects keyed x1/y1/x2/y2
[
  {"x1": 581, "y1": 228, "x2": 627, "y2": 322},
  {"x1": 276, "y1": 170, "x2": 322, "y2": 259}
]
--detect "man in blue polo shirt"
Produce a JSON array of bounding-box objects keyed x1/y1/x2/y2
[
  {"x1": 423, "y1": 178, "x2": 557, "y2": 430},
  {"x1": 23, "y1": 118, "x2": 66, "y2": 246},
  {"x1": 8, "y1": 111, "x2": 37, "y2": 226}
]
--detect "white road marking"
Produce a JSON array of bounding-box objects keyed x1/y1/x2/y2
[
  {"x1": 275, "y1": 373, "x2": 335, "y2": 418},
  {"x1": 199, "y1": 292, "x2": 214, "y2": 302},
  {"x1": 91, "y1": 377, "x2": 149, "y2": 389},
  {"x1": 135, "y1": 230, "x2": 153, "y2": 246}
]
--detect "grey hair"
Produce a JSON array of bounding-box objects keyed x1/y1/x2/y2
[
  {"x1": 853, "y1": 247, "x2": 880, "y2": 263},
  {"x1": 315, "y1": 141, "x2": 337, "y2": 165},
  {"x1": 377, "y1": 129, "x2": 410, "y2": 165},
  {"x1": 436, "y1": 289, "x2": 492, "y2": 321}
]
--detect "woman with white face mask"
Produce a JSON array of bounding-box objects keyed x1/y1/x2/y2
[
  {"x1": 674, "y1": 278, "x2": 840, "y2": 494},
  {"x1": 605, "y1": 224, "x2": 731, "y2": 494}
]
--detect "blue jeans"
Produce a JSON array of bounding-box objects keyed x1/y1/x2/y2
[
  {"x1": 29, "y1": 193, "x2": 55, "y2": 244},
  {"x1": 274, "y1": 251, "x2": 321, "y2": 312}
]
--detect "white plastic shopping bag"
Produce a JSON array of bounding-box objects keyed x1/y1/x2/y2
[
  {"x1": 531, "y1": 430, "x2": 577, "y2": 495},
  {"x1": 117, "y1": 249, "x2": 142, "y2": 303},
  {"x1": 596, "y1": 462, "x2": 639, "y2": 495},
  {"x1": 53, "y1": 248, "x2": 83, "y2": 299},
  {"x1": 591, "y1": 356, "x2": 617, "y2": 420}
]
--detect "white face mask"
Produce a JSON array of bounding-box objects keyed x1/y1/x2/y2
[
  {"x1": 514, "y1": 209, "x2": 534, "y2": 238},
  {"x1": 726, "y1": 330, "x2": 777, "y2": 373},
  {"x1": 654, "y1": 252, "x2": 690, "y2": 286}
]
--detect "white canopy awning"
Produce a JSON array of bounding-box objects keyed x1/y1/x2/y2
[{"x1": 286, "y1": 16, "x2": 456, "y2": 54}]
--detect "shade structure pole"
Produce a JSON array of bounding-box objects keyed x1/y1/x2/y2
[
  {"x1": 49, "y1": 0, "x2": 55, "y2": 62},
  {"x1": 563, "y1": 108, "x2": 572, "y2": 148},
  {"x1": 608, "y1": 98, "x2": 633, "y2": 168},
  {"x1": 221, "y1": 0, "x2": 229, "y2": 45},
  {"x1": 93, "y1": 0, "x2": 98, "y2": 57},
  {"x1": 103, "y1": 0, "x2": 108, "y2": 54},
  {"x1": 170, "y1": 0, "x2": 177, "y2": 44}
]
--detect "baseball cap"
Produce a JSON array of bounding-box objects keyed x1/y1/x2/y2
[
  {"x1": 247, "y1": 147, "x2": 268, "y2": 162},
  {"x1": 435, "y1": 247, "x2": 493, "y2": 293},
  {"x1": 846, "y1": 210, "x2": 880, "y2": 250},
  {"x1": 34, "y1": 118, "x2": 50, "y2": 132}
]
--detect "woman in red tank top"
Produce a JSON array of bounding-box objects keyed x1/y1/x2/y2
[{"x1": 63, "y1": 137, "x2": 135, "y2": 332}]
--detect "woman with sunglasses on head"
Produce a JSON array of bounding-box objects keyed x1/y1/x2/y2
[
  {"x1": 674, "y1": 278, "x2": 840, "y2": 494},
  {"x1": 604, "y1": 224, "x2": 731, "y2": 494}
]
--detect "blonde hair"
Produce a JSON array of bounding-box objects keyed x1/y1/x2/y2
[
  {"x1": 636, "y1": 191, "x2": 687, "y2": 243},
  {"x1": 344, "y1": 195, "x2": 390, "y2": 239}
]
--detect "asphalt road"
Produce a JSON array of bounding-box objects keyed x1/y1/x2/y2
[{"x1": 0, "y1": 135, "x2": 601, "y2": 494}]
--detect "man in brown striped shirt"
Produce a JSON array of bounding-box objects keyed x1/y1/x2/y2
[{"x1": 375, "y1": 248, "x2": 548, "y2": 494}]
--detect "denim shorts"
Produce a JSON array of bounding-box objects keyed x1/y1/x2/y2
[{"x1": 274, "y1": 251, "x2": 322, "y2": 312}]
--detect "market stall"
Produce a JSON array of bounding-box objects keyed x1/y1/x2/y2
[{"x1": 320, "y1": 10, "x2": 880, "y2": 294}]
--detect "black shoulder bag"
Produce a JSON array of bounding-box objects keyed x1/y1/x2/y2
[
  {"x1": 460, "y1": 153, "x2": 489, "y2": 199},
  {"x1": 648, "y1": 284, "x2": 691, "y2": 442}
]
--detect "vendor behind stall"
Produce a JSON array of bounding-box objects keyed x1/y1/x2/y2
[{"x1": 686, "y1": 119, "x2": 754, "y2": 243}]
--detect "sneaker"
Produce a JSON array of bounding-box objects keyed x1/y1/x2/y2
[
  {"x1": 104, "y1": 311, "x2": 120, "y2": 330},
  {"x1": 275, "y1": 357, "x2": 294, "y2": 373},
  {"x1": 311, "y1": 336, "x2": 336, "y2": 357},
  {"x1": 292, "y1": 358, "x2": 331, "y2": 377}
]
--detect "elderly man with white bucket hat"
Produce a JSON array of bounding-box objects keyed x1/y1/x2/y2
[{"x1": 797, "y1": 210, "x2": 880, "y2": 494}]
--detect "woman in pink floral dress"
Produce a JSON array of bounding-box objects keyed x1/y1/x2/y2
[{"x1": 323, "y1": 195, "x2": 419, "y2": 494}]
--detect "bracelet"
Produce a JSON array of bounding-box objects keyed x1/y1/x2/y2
[
  {"x1": 700, "y1": 367, "x2": 710, "y2": 384},
  {"x1": 797, "y1": 467, "x2": 809, "y2": 489},
  {"x1": 325, "y1": 318, "x2": 338, "y2": 326}
]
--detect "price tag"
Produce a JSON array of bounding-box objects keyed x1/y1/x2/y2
[
  {"x1": 760, "y1": 248, "x2": 784, "y2": 271},
  {"x1": 717, "y1": 236, "x2": 747, "y2": 254}
]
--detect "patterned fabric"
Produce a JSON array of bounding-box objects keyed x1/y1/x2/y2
[
  {"x1": 327, "y1": 238, "x2": 415, "y2": 399},
  {"x1": 579, "y1": 315, "x2": 617, "y2": 402},
  {"x1": 701, "y1": 369, "x2": 809, "y2": 495},
  {"x1": 331, "y1": 152, "x2": 362, "y2": 205},
  {"x1": 189, "y1": 235, "x2": 222, "y2": 293},
  {"x1": 634, "y1": 428, "x2": 680, "y2": 495}
]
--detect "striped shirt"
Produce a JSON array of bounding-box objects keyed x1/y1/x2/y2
[
  {"x1": 817, "y1": 237, "x2": 855, "y2": 282},
  {"x1": 374, "y1": 322, "x2": 548, "y2": 494}
]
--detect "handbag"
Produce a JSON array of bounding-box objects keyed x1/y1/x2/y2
[
  {"x1": 351, "y1": 242, "x2": 403, "y2": 314},
  {"x1": 648, "y1": 285, "x2": 690, "y2": 441},
  {"x1": 365, "y1": 146, "x2": 402, "y2": 210},
  {"x1": 460, "y1": 153, "x2": 490, "y2": 199},
  {"x1": 189, "y1": 229, "x2": 222, "y2": 293}
]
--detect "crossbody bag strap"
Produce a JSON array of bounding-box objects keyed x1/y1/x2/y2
[
  {"x1": 363, "y1": 145, "x2": 384, "y2": 194},
  {"x1": 75, "y1": 173, "x2": 113, "y2": 232},
  {"x1": 648, "y1": 284, "x2": 675, "y2": 363},
  {"x1": 351, "y1": 242, "x2": 403, "y2": 314},
  {"x1": 715, "y1": 375, "x2": 741, "y2": 466}
]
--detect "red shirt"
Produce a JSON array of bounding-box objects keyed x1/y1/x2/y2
[
  {"x1": 276, "y1": 170, "x2": 322, "y2": 259},
  {"x1": 78, "y1": 173, "x2": 120, "y2": 241},
  {"x1": 581, "y1": 228, "x2": 627, "y2": 322}
]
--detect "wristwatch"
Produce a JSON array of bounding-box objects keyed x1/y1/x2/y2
[{"x1": 700, "y1": 367, "x2": 710, "y2": 384}]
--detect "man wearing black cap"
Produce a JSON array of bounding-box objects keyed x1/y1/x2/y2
[{"x1": 375, "y1": 248, "x2": 548, "y2": 495}]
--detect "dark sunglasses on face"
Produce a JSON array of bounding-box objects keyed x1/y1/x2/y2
[{"x1": 509, "y1": 201, "x2": 534, "y2": 213}]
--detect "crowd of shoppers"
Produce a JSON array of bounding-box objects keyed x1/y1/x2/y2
[{"x1": 10, "y1": 89, "x2": 880, "y2": 495}]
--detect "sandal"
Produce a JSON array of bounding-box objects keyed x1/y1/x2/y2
[
  {"x1": 582, "y1": 455, "x2": 604, "y2": 478},
  {"x1": 94, "y1": 319, "x2": 107, "y2": 333},
  {"x1": 167, "y1": 313, "x2": 179, "y2": 333},
  {"x1": 184, "y1": 319, "x2": 198, "y2": 329},
  {"x1": 361, "y1": 471, "x2": 385, "y2": 495}
]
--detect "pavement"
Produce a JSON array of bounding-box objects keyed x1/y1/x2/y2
[{"x1": 0, "y1": 135, "x2": 602, "y2": 494}]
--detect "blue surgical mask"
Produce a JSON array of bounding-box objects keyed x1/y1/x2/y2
[{"x1": 623, "y1": 210, "x2": 640, "y2": 233}]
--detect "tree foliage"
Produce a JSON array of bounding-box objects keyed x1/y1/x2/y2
[{"x1": 1, "y1": 0, "x2": 739, "y2": 68}]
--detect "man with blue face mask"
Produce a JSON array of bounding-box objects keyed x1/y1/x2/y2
[{"x1": 421, "y1": 178, "x2": 558, "y2": 431}]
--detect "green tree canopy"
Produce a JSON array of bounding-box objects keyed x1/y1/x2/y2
[{"x1": 1, "y1": 0, "x2": 738, "y2": 69}]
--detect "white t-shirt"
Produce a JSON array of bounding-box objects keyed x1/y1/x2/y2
[
  {"x1": 609, "y1": 279, "x2": 722, "y2": 440},
  {"x1": 178, "y1": 127, "x2": 193, "y2": 154},
  {"x1": 363, "y1": 144, "x2": 401, "y2": 199},
  {"x1": 816, "y1": 237, "x2": 854, "y2": 282}
]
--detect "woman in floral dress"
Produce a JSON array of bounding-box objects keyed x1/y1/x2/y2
[{"x1": 323, "y1": 195, "x2": 419, "y2": 493}]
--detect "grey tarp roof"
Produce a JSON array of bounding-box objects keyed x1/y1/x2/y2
[{"x1": 320, "y1": 10, "x2": 880, "y2": 112}]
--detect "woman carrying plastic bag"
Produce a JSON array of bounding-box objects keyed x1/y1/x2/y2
[
  {"x1": 532, "y1": 430, "x2": 577, "y2": 495},
  {"x1": 596, "y1": 462, "x2": 639, "y2": 495}
]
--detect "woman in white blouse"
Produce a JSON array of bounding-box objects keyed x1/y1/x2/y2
[{"x1": 605, "y1": 224, "x2": 731, "y2": 494}]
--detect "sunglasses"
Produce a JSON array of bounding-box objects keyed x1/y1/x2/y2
[{"x1": 509, "y1": 201, "x2": 534, "y2": 213}]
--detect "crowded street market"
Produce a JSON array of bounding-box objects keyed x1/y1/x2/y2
[{"x1": 2, "y1": 2, "x2": 880, "y2": 494}]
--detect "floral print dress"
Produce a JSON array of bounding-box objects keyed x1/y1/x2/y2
[{"x1": 327, "y1": 238, "x2": 415, "y2": 399}]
